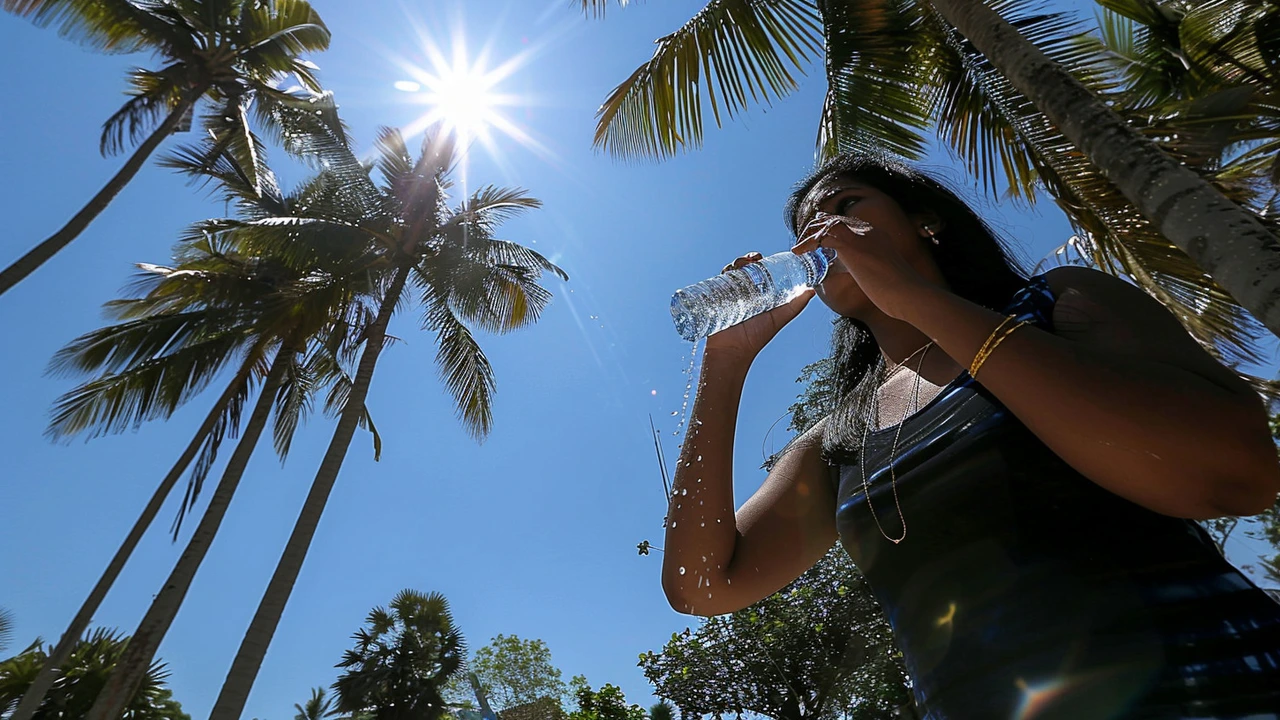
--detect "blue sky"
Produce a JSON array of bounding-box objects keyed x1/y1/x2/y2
[{"x1": 1, "y1": 1, "x2": 1276, "y2": 718}]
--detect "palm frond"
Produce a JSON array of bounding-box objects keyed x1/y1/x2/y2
[
  {"x1": 594, "y1": 0, "x2": 822, "y2": 159},
  {"x1": 0, "y1": 607, "x2": 14, "y2": 655},
  {"x1": 816, "y1": 0, "x2": 933, "y2": 160},
  {"x1": 3, "y1": 0, "x2": 188, "y2": 54},
  {"x1": 448, "y1": 185, "x2": 545, "y2": 231},
  {"x1": 172, "y1": 356, "x2": 257, "y2": 538},
  {"x1": 373, "y1": 126, "x2": 414, "y2": 198},
  {"x1": 923, "y1": 0, "x2": 1115, "y2": 200},
  {"x1": 576, "y1": 0, "x2": 635, "y2": 19},
  {"x1": 48, "y1": 308, "x2": 245, "y2": 378},
  {"x1": 159, "y1": 101, "x2": 290, "y2": 216},
  {"x1": 99, "y1": 64, "x2": 190, "y2": 156},
  {"x1": 47, "y1": 330, "x2": 248, "y2": 440},
  {"x1": 234, "y1": 0, "x2": 330, "y2": 86},
  {"x1": 423, "y1": 301, "x2": 495, "y2": 440},
  {"x1": 270, "y1": 347, "x2": 313, "y2": 459}
]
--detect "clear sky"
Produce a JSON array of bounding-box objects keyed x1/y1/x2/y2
[{"x1": 1, "y1": 1, "x2": 1276, "y2": 718}]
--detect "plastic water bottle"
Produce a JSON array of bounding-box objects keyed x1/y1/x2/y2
[{"x1": 670, "y1": 249, "x2": 832, "y2": 341}]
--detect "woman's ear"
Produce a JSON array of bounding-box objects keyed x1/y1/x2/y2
[{"x1": 914, "y1": 210, "x2": 945, "y2": 238}]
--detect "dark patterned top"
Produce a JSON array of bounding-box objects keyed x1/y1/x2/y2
[{"x1": 834, "y1": 275, "x2": 1280, "y2": 719}]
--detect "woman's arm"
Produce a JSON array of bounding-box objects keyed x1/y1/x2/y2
[
  {"x1": 661, "y1": 252, "x2": 838, "y2": 617},
  {"x1": 896, "y1": 266, "x2": 1280, "y2": 520},
  {"x1": 662, "y1": 347, "x2": 837, "y2": 616}
]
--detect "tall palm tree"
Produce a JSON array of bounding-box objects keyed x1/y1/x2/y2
[
  {"x1": 332, "y1": 590, "x2": 468, "y2": 720},
  {"x1": 0, "y1": 0, "x2": 330, "y2": 296},
  {"x1": 208, "y1": 126, "x2": 565, "y2": 720},
  {"x1": 9, "y1": 94, "x2": 370, "y2": 720},
  {"x1": 583, "y1": 0, "x2": 1280, "y2": 347},
  {"x1": 24, "y1": 103, "x2": 378, "y2": 720}
]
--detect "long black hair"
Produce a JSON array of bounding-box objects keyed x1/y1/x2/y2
[{"x1": 783, "y1": 153, "x2": 1029, "y2": 463}]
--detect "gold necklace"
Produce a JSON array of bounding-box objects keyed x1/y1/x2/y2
[{"x1": 860, "y1": 341, "x2": 933, "y2": 545}]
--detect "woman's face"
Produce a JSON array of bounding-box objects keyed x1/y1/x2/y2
[{"x1": 796, "y1": 175, "x2": 945, "y2": 318}]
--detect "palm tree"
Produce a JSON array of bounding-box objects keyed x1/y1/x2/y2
[
  {"x1": 332, "y1": 590, "x2": 468, "y2": 720},
  {"x1": 0, "y1": 629, "x2": 189, "y2": 720},
  {"x1": 10, "y1": 95, "x2": 367, "y2": 720},
  {"x1": 0, "y1": 0, "x2": 330, "y2": 296},
  {"x1": 295, "y1": 687, "x2": 338, "y2": 720},
  {"x1": 207, "y1": 126, "x2": 565, "y2": 720},
  {"x1": 30, "y1": 101, "x2": 379, "y2": 720},
  {"x1": 583, "y1": 0, "x2": 1280, "y2": 347}
]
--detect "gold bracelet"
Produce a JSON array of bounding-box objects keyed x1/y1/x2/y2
[
  {"x1": 971, "y1": 320, "x2": 1028, "y2": 378},
  {"x1": 969, "y1": 315, "x2": 1016, "y2": 376},
  {"x1": 972, "y1": 320, "x2": 1025, "y2": 377}
]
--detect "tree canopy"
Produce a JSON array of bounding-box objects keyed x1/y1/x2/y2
[{"x1": 0, "y1": 629, "x2": 189, "y2": 720}]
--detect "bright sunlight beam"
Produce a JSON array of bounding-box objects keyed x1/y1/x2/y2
[{"x1": 391, "y1": 30, "x2": 550, "y2": 165}]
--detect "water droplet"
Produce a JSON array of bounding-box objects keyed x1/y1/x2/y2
[
  {"x1": 678, "y1": 566, "x2": 686, "y2": 575},
  {"x1": 680, "y1": 488, "x2": 687, "y2": 496},
  {"x1": 700, "y1": 522, "x2": 705, "y2": 527},
  {"x1": 696, "y1": 455, "x2": 702, "y2": 462},
  {"x1": 671, "y1": 521, "x2": 677, "y2": 528},
  {"x1": 701, "y1": 555, "x2": 707, "y2": 562},
  {"x1": 670, "y1": 411, "x2": 679, "y2": 416},
  {"x1": 697, "y1": 478, "x2": 702, "y2": 483}
]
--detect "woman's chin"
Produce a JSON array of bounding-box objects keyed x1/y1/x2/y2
[{"x1": 817, "y1": 289, "x2": 872, "y2": 319}]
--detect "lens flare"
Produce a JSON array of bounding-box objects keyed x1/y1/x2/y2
[{"x1": 388, "y1": 21, "x2": 553, "y2": 169}]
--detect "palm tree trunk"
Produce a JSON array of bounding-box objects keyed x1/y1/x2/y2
[
  {"x1": 919, "y1": 0, "x2": 1280, "y2": 336},
  {"x1": 86, "y1": 345, "x2": 295, "y2": 720},
  {"x1": 0, "y1": 92, "x2": 200, "y2": 297},
  {"x1": 9, "y1": 361, "x2": 253, "y2": 720},
  {"x1": 208, "y1": 265, "x2": 411, "y2": 720}
]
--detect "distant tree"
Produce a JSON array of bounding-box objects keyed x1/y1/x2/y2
[
  {"x1": 639, "y1": 548, "x2": 911, "y2": 720},
  {"x1": 449, "y1": 634, "x2": 567, "y2": 711},
  {"x1": 332, "y1": 590, "x2": 466, "y2": 720},
  {"x1": 0, "y1": 629, "x2": 188, "y2": 720},
  {"x1": 295, "y1": 686, "x2": 338, "y2": 720},
  {"x1": 566, "y1": 681, "x2": 646, "y2": 720},
  {"x1": 647, "y1": 700, "x2": 674, "y2": 720}
]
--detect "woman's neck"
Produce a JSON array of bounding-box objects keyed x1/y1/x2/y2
[{"x1": 864, "y1": 310, "x2": 964, "y2": 386}]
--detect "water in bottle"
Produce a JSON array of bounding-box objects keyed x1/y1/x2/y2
[{"x1": 670, "y1": 248, "x2": 832, "y2": 341}]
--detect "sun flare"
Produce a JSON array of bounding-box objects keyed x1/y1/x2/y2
[{"x1": 393, "y1": 35, "x2": 540, "y2": 158}]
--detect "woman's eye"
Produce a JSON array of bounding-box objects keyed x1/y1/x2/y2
[{"x1": 837, "y1": 197, "x2": 860, "y2": 215}]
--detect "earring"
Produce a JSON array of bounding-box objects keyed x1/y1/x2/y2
[{"x1": 925, "y1": 226, "x2": 940, "y2": 245}]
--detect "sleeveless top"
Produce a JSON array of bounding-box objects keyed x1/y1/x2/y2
[{"x1": 834, "y1": 275, "x2": 1280, "y2": 719}]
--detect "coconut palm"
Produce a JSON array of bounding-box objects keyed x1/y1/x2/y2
[
  {"x1": 332, "y1": 590, "x2": 468, "y2": 720},
  {"x1": 583, "y1": 0, "x2": 1280, "y2": 351},
  {"x1": 207, "y1": 126, "x2": 565, "y2": 720},
  {"x1": 0, "y1": 629, "x2": 189, "y2": 720},
  {"x1": 1082, "y1": 0, "x2": 1280, "y2": 217},
  {"x1": 0, "y1": 0, "x2": 330, "y2": 296},
  {"x1": 31, "y1": 101, "x2": 378, "y2": 720}
]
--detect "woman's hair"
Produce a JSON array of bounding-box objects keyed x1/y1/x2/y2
[{"x1": 783, "y1": 152, "x2": 1028, "y2": 463}]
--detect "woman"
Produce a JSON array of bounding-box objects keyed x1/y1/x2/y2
[{"x1": 663, "y1": 153, "x2": 1280, "y2": 719}]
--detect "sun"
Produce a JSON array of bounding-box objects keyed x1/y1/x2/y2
[{"x1": 393, "y1": 36, "x2": 542, "y2": 157}]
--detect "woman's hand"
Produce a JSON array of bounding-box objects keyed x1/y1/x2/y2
[
  {"x1": 705, "y1": 252, "x2": 814, "y2": 362},
  {"x1": 791, "y1": 212, "x2": 933, "y2": 320}
]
